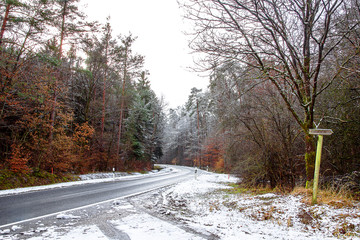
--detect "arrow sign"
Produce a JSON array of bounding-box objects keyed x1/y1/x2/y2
[{"x1": 309, "y1": 129, "x2": 333, "y2": 135}]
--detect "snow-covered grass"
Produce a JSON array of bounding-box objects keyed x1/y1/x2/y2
[
  {"x1": 111, "y1": 214, "x2": 204, "y2": 240},
  {"x1": 155, "y1": 173, "x2": 360, "y2": 239},
  {"x1": 26, "y1": 225, "x2": 108, "y2": 240}
]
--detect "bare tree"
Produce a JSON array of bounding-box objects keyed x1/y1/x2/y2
[{"x1": 181, "y1": 0, "x2": 359, "y2": 186}]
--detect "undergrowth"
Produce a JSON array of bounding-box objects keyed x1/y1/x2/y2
[
  {"x1": 153, "y1": 165, "x2": 163, "y2": 171},
  {"x1": 221, "y1": 182, "x2": 360, "y2": 237},
  {"x1": 0, "y1": 165, "x2": 163, "y2": 190},
  {"x1": 292, "y1": 186, "x2": 356, "y2": 207},
  {"x1": 224, "y1": 183, "x2": 276, "y2": 195},
  {"x1": 0, "y1": 169, "x2": 79, "y2": 190},
  {"x1": 225, "y1": 182, "x2": 357, "y2": 207}
]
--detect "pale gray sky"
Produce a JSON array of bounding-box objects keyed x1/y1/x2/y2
[{"x1": 81, "y1": 0, "x2": 208, "y2": 108}]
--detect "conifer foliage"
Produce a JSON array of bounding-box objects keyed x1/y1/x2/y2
[{"x1": 0, "y1": 0, "x2": 165, "y2": 179}]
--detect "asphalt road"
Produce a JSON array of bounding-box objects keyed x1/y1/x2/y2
[{"x1": 0, "y1": 165, "x2": 194, "y2": 227}]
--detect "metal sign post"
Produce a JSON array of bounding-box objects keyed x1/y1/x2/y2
[{"x1": 309, "y1": 129, "x2": 333, "y2": 204}]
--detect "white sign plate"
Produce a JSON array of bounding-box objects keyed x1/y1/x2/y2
[{"x1": 309, "y1": 129, "x2": 333, "y2": 135}]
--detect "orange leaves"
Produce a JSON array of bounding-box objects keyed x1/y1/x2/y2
[
  {"x1": 201, "y1": 138, "x2": 225, "y2": 172},
  {"x1": 214, "y1": 157, "x2": 225, "y2": 173},
  {"x1": 72, "y1": 122, "x2": 94, "y2": 151},
  {"x1": 171, "y1": 158, "x2": 178, "y2": 165},
  {"x1": 7, "y1": 143, "x2": 31, "y2": 174},
  {"x1": 46, "y1": 122, "x2": 95, "y2": 173}
]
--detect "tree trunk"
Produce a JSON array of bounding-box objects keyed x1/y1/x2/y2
[
  {"x1": 196, "y1": 100, "x2": 201, "y2": 168},
  {"x1": 101, "y1": 20, "x2": 112, "y2": 146},
  {"x1": 0, "y1": 4, "x2": 11, "y2": 47},
  {"x1": 100, "y1": 42, "x2": 109, "y2": 146},
  {"x1": 58, "y1": 1, "x2": 67, "y2": 60},
  {"x1": 116, "y1": 46, "x2": 128, "y2": 159},
  {"x1": 304, "y1": 113, "x2": 316, "y2": 188},
  {"x1": 49, "y1": 77, "x2": 57, "y2": 142},
  {"x1": 50, "y1": 1, "x2": 67, "y2": 141},
  {"x1": 116, "y1": 96, "x2": 125, "y2": 155}
]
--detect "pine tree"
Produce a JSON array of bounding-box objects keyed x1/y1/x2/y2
[{"x1": 115, "y1": 34, "x2": 144, "y2": 161}]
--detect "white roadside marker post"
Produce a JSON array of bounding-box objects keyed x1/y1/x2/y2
[{"x1": 309, "y1": 129, "x2": 333, "y2": 204}]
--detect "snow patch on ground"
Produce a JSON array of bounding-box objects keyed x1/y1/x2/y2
[
  {"x1": 111, "y1": 213, "x2": 204, "y2": 240},
  {"x1": 112, "y1": 200, "x2": 135, "y2": 211},
  {"x1": 79, "y1": 172, "x2": 129, "y2": 180},
  {"x1": 153, "y1": 172, "x2": 360, "y2": 239},
  {"x1": 27, "y1": 225, "x2": 107, "y2": 240},
  {"x1": 0, "y1": 229, "x2": 10, "y2": 234},
  {"x1": 169, "y1": 173, "x2": 236, "y2": 196},
  {"x1": 56, "y1": 214, "x2": 81, "y2": 220},
  {"x1": 10, "y1": 225, "x2": 22, "y2": 232}
]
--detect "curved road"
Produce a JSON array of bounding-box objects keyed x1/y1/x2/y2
[{"x1": 0, "y1": 165, "x2": 194, "y2": 227}]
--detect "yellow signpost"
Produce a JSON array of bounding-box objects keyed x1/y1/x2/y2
[{"x1": 309, "y1": 129, "x2": 333, "y2": 204}]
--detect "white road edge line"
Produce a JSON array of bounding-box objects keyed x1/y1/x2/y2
[
  {"x1": 0, "y1": 182, "x2": 177, "y2": 229},
  {"x1": 0, "y1": 167, "x2": 178, "y2": 198}
]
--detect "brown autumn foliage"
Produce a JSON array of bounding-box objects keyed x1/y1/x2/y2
[
  {"x1": 7, "y1": 143, "x2": 31, "y2": 174},
  {"x1": 0, "y1": 47, "x2": 95, "y2": 175},
  {"x1": 201, "y1": 138, "x2": 224, "y2": 172},
  {"x1": 0, "y1": 1, "x2": 165, "y2": 185}
]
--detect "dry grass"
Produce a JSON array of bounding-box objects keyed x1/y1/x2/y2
[
  {"x1": 291, "y1": 186, "x2": 355, "y2": 207},
  {"x1": 225, "y1": 183, "x2": 276, "y2": 195}
]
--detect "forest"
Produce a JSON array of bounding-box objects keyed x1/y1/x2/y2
[
  {"x1": 0, "y1": 0, "x2": 359, "y2": 192},
  {"x1": 160, "y1": 0, "x2": 360, "y2": 191},
  {"x1": 0, "y1": 0, "x2": 165, "y2": 187}
]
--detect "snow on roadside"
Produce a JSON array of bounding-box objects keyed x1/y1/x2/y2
[
  {"x1": 56, "y1": 214, "x2": 81, "y2": 220},
  {"x1": 111, "y1": 214, "x2": 204, "y2": 240},
  {"x1": 0, "y1": 165, "x2": 176, "y2": 197},
  {"x1": 163, "y1": 173, "x2": 236, "y2": 201},
  {"x1": 26, "y1": 225, "x2": 107, "y2": 240},
  {"x1": 79, "y1": 172, "x2": 129, "y2": 180},
  {"x1": 155, "y1": 172, "x2": 360, "y2": 239}
]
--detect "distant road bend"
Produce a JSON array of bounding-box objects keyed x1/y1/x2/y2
[{"x1": 0, "y1": 165, "x2": 194, "y2": 227}]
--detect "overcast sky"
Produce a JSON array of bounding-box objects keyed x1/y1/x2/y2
[{"x1": 81, "y1": 0, "x2": 208, "y2": 109}]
